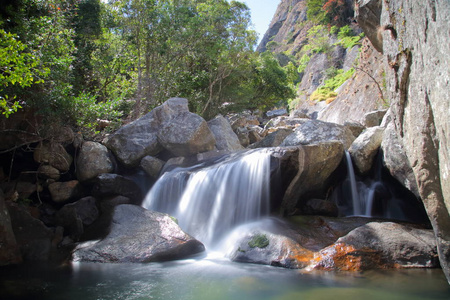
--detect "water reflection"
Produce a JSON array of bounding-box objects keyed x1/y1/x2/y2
[{"x1": 1, "y1": 259, "x2": 449, "y2": 300}]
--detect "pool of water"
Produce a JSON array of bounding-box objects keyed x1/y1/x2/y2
[{"x1": 1, "y1": 254, "x2": 449, "y2": 300}]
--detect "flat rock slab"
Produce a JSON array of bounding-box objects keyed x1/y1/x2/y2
[{"x1": 72, "y1": 204, "x2": 205, "y2": 263}]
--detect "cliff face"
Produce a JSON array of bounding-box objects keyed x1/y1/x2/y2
[
  {"x1": 357, "y1": 0, "x2": 450, "y2": 283},
  {"x1": 257, "y1": 0, "x2": 310, "y2": 54}
]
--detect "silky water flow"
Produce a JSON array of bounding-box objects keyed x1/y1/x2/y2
[{"x1": 142, "y1": 149, "x2": 272, "y2": 250}]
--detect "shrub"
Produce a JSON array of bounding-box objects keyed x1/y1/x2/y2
[{"x1": 310, "y1": 68, "x2": 355, "y2": 101}]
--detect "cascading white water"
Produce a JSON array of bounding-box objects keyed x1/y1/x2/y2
[{"x1": 142, "y1": 149, "x2": 272, "y2": 248}]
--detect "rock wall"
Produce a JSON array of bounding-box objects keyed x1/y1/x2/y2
[{"x1": 357, "y1": 0, "x2": 450, "y2": 283}]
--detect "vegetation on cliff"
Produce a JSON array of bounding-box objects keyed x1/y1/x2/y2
[{"x1": 0, "y1": 0, "x2": 295, "y2": 136}]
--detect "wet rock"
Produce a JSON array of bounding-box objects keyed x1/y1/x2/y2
[
  {"x1": 0, "y1": 190, "x2": 22, "y2": 265},
  {"x1": 230, "y1": 231, "x2": 314, "y2": 269},
  {"x1": 281, "y1": 120, "x2": 355, "y2": 149},
  {"x1": 279, "y1": 142, "x2": 344, "y2": 214},
  {"x1": 6, "y1": 202, "x2": 55, "y2": 261},
  {"x1": 48, "y1": 180, "x2": 85, "y2": 203},
  {"x1": 312, "y1": 222, "x2": 439, "y2": 271},
  {"x1": 91, "y1": 174, "x2": 142, "y2": 203},
  {"x1": 348, "y1": 126, "x2": 384, "y2": 175},
  {"x1": 140, "y1": 156, "x2": 165, "y2": 179},
  {"x1": 207, "y1": 115, "x2": 243, "y2": 151},
  {"x1": 364, "y1": 110, "x2": 387, "y2": 127},
  {"x1": 34, "y1": 141, "x2": 73, "y2": 172},
  {"x1": 157, "y1": 111, "x2": 216, "y2": 157},
  {"x1": 77, "y1": 141, "x2": 114, "y2": 182},
  {"x1": 72, "y1": 204, "x2": 205, "y2": 263}
]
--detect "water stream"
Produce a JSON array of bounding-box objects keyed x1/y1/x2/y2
[{"x1": 142, "y1": 149, "x2": 272, "y2": 248}]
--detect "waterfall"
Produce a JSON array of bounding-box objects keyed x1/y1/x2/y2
[
  {"x1": 335, "y1": 150, "x2": 428, "y2": 223},
  {"x1": 142, "y1": 149, "x2": 272, "y2": 247}
]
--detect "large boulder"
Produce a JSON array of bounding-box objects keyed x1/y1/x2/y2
[
  {"x1": 249, "y1": 128, "x2": 293, "y2": 149},
  {"x1": 6, "y1": 202, "x2": 55, "y2": 261},
  {"x1": 281, "y1": 120, "x2": 355, "y2": 149},
  {"x1": 207, "y1": 115, "x2": 243, "y2": 151},
  {"x1": 72, "y1": 204, "x2": 205, "y2": 263},
  {"x1": 313, "y1": 222, "x2": 439, "y2": 271},
  {"x1": 364, "y1": 0, "x2": 450, "y2": 282},
  {"x1": 278, "y1": 142, "x2": 344, "y2": 215},
  {"x1": 103, "y1": 112, "x2": 162, "y2": 167},
  {"x1": 140, "y1": 156, "x2": 165, "y2": 179},
  {"x1": 77, "y1": 141, "x2": 114, "y2": 182},
  {"x1": 0, "y1": 191, "x2": 22, "y2": 265},
  {"x1": 104, "y1": 98, "x2": 189, "y2": 167},
  {"x1": 157, "y1": 111, "x2": 216, "y2": 157},
  {"x1": 230, "y1": 231, "x2": 314, "y2": 269},
  {"x1": 348, "y1": 126, "x2": 384, "y2": 175}
]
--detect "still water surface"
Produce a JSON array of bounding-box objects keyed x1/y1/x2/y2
[{"x1": 1, "y1": 254, "x2": 449, "y2": 300}]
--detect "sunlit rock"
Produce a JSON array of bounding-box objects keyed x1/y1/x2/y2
[
  {"x1": 72, "y1": 204, "x2": 205, "y2": 263},
  {"x1": 281, "y1": 119, "x2": 355, "y2": 149},
  {"x1": 207, "y1": 114, "x2": 243, "y2": 151},
  {"x1": 348, "y1": 126, "x2": 384, "y2": 175},
  {"x1": 312, "y1": 222, "x2": 439, "y2": 271},
  {"x1": 77, "y1": 141, "x2": 114, "y2": 182}
]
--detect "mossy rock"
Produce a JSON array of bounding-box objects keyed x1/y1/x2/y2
[{"x1": 248, "y1": 234, "x2": 270, "y2": 249}]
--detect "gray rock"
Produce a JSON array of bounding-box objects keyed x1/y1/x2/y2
[
  {"x1": 373, "y1": 0, "x2": 450, "y2": 281},
  {"x1": 381, "y1": 121, "x2": 419, "y2": 197},
  {"x1": 281, "y1": 120, "x2": 355, "y2": 149},
  {"x1": 104, "y1": 98, "x2": 189, "y2": 167},
  {"x1": 249, "y1": 128, "x2": 293, "y2": 148},
  {"x1": 280, "y1": 142, "x2": 344, "y2": 214},
  {"x1": 230, "y1": 231, "x2": 313, "y2": 269},
  {"x1": 348, "y1": 126, "x2": 384, "y2": 174},
  {"x1": 34, "y1": 141, "x2": 73, "y2": 172},
  {"x1": 207, "y1": 115, "x2": 243, "y2": 151},
  {"x1": 7, "y1": 202, "x2": 55, "y2": 261},
  {"x1": 55, "y1": 197, "x2": 99, "y2": 239},
  {"x1": 103, "y1": 112, "x2": 162, "y2": 167},
  {"x1": 344, "y1": 122, "x2": 366, "y2": 138},
  {"x1": 140, "y1": 156, "x2": 165, "y2": 179},
  {"x1": 91, "y1": 174, "x2": 142, "y2": 202},
  {"x1": 157, "y1": 111, "x2": 216, "y2": 157},
  {"x1": 48, "y1": 180, "x2": 85, "y2": 203},
  {"x1": 266, "y1": 109, "x2": 287, "y2": 118},
  {"x1": 303, "y1": 199, "x2": 339, "y2": 217},
  {"x1": 314, "y1": 222, "x2": 439, "y2": 270},
  {"x1": 356, "y1": 0, "x2": 383, "y2": 52},
  {"x1": 72, "y1": 204, "x2": 205, "y2": 263},
  {"x1": 77, "y1": 141, "x2": 114, "y2": 182},
  {"x1": 0, "y1": 190, "x2": 22, "y2": 265},
  {"x1": 364, "y1": 109, "x2": 387, "y2": 127}
]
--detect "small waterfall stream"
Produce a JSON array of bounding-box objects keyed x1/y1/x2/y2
[{"x1": 142, "y1": 149, "x2": 272, "y2": 247}]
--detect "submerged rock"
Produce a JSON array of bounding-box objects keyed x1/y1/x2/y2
[{"x1": 72, "y1": 204, "x2": 205, "y2": 263}]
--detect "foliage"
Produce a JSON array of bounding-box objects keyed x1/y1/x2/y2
[
  {"x1": 335, "y1": 25, "x2": 364, "y2": 49},
  {"x1": 306, "y1": 0, "x2": 328, "y2": 24},
  {"x1": 322, "y1": 0, "x2": 353, "y2": 27},
  {"x1": 248, "y1": 234, "x2": 269, "y2": 249},
  {"x1": 0, "y1": 29, "x2": 48, "y2": 117},
  {"x1": 310, "y1": 68, "x2": 354, "y2": 101}
]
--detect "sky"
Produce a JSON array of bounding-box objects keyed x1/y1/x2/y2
[{"x1": 242, "y1": 0, "x2": 281, "y2": 43}]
